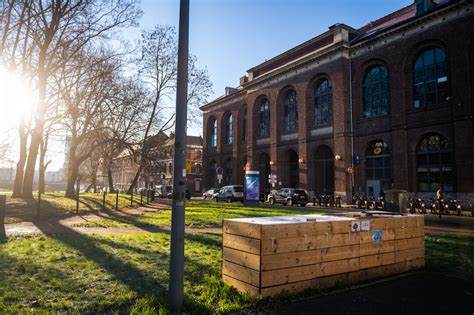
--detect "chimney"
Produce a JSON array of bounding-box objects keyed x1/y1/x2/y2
[
  {"x1": 239, "y1": 75, "x2": 248, "y2": 86},
  {"x1": 225, "y1": 87, "x2": 238, "y2": 96},
  {"x1": 415, "y1": 0, "x2": 438, "y2": 16}
]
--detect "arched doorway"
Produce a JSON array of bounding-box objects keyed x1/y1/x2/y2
[
  {"x1": 416, "y1": 133, "x2": 452, "y2": 192},
  {"x1": 209, "y1": 160, "x2": 217, "y2": 188},
  {"x1": 224, "y1": 158, "x2": 233, "y2": 185},
  {"x1": 365, "y1": 140, "x2": 391, "y2": 196},
  {"x1": 258, "y1": 153, "x2": 271, "y2": 194},
  {"x1": 284, "y1": 149, "x2": 299, "y2": 188},
  {"x1": 314, "y1": 146, "x2": 334, "y2": 195}
]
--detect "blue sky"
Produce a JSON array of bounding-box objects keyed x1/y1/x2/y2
[{"x1": 137, "y1": 0, "x2": 413, "y2": 102}]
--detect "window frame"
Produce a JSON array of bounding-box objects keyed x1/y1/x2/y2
[
  {"x1": 362, "y1": 65, "x2": 389, "y2": 118},
  {"x1": 314, "y1": 79, "x2": 333, "y2": 126}
]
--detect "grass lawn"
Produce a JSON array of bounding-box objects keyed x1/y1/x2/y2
[
  {"x1": 3, "y1": 192, "x2": 143, "y2": 223},
  {"x1": 1, "y1": 231, "x2": 473, "y2": 314},
  {"x1": 77, "y1": 200, "x2": 322, "y2": 229}
]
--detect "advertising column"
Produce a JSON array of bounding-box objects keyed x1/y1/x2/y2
[{"x1": 244, "y1": 170, "x2": 260, "y2": 207}]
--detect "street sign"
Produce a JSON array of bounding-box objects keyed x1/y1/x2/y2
[
  {"x1": 217, "y1": 174, "x2": 223, "y2": 181},
  {"x1": 353, "y1": 155, "x2": 361, "y2": 165},
  {"x1": 216, "y1": 167, "x2": 223, "y2": 175},
  {"x1": 186, "y1": 160, "x2": 191, "y2": 174}
]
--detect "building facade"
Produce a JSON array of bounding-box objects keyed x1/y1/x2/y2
[
  {"x1": 201, "y1": 0, "x2": 474, "y2": 203},
  {"x1": 111, "y1": 133, "x2": 204, "y2": 195}
]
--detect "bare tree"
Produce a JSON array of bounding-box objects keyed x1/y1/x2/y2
[
  {"x1": 2, "y1": 0, "x2": 141, "y2": 198},
  {"x1": 127, "y1": 25, "x2": 212, "y2": 193}
]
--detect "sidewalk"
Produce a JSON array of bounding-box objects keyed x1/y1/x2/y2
[{"x1": 269, "y1": 271, "x2": 474, "y2": 315}]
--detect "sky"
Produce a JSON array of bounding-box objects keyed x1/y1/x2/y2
[{"x1": 0, "y1": 0, "x2": 413, "y2": 171}]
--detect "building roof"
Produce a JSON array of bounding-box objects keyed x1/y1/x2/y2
[{"x1": 201, "y1": 0, "x2": 459, "y2": 111}]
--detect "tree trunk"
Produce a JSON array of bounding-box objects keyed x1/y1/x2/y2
[
  {"x1": 38, "y1": 135, "x2": 50, "y2": 194},
  {"x1": 12, "y1": 121, "x2": 27, "y2": 198},
  {"x1": 107, "y1": 160, "x2": 115, "y2": 193},
  {"x1": 65, "y1": 137, "x2": 79, "y2": 198},
  {"x1": 22, "y1": 65, "x2": 48, "y2": 199},
  {"x1": 127, "y1": 163, "x2": 143, "y2": 195},
  {"x1": 65, "y1": 159, "x2": 79, "y2": 199}
]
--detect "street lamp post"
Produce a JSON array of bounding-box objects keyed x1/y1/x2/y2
[{"x1": 169, "y1": 0, "x2": 189, "y2": 313}]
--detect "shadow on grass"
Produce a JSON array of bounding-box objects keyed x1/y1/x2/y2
[{"x1": 29, "y1": 219, "x2": 219, "y2": 313}]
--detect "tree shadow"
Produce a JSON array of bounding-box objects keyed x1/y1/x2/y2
[{"x1": 28, "y1": 219, "x2": 217, "y2": 313}]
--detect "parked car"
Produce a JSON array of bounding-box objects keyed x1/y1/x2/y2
[
  {"x1": 155, "y1": 185, "x2": 172, "y2": 198},
  {"x1": 164, "y1": 189, "x2": 190, "y2": 200},
  {"x1": 203, "y1": 188, "x2": 220, "y2": 200},
  {"x1": 268, "y1": 188, "x2": 308, "y2": 207},
  {"x1": 215, "y1": 185, "x2": 244, "y2": 203}
]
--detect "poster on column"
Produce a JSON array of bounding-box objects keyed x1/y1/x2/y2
[{"x1": 245, "y1": 172, "x2": 260, "y2": 201}]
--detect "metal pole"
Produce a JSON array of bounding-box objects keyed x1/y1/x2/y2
[
  {"x1": 102, "y1": 190, "x2": 106, "y2": 212},
  {"x1": 169, "y1": 0, "x2": 189, "y2": 312},
  {"x1": 116, "y1": 190, "x2": 119, "y2": 211},
  {"x1": 0, "y1": 195, "x2": 6, "y2": 240}
]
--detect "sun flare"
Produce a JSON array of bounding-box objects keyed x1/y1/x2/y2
[{"x1": 0, "y1": 64, "x2": 36, "y2": 129}]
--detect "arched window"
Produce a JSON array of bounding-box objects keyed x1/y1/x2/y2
[
  {"x1": 365, "y1": 141, "x2": 391, "y2": 194},
  {"x1": 413, "y1": 47, "x2": 447, "y2": 108},
  {"x1": 314, "y1": 79, "x2": 333, "y2": 126},
  {"x1": 416, "y1": 133, "x2": 452, "y2": 192},
  {"x1": 259, "y1": 99, "x2": 270, "y2": 137},
  {"x1": 363, "y1": 65, "x2": 389, "y2": 118},
  {"x1": 209, "y1": 117, "x2": 217, "y2": 148},
  {"x1": 284, "y1": 90, "x2": 298, "y2": 132},
  {"x1": 225, "y1": 113, "x2": 233, "y2": 144}
]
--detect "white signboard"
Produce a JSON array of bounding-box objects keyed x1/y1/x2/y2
[
  {"x1": 361, "y1": 221, "x2": 371, "y2": 231},
  {"x1": 351, "y1": 221, "x2": 361, "y2": 232}
]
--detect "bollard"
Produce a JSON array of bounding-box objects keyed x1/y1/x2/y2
[
  {"x1": 76, "y1": 192, "x2": 80, "y2": 214},
  {"x1": 0, "y1": 195, "x2": 6, "y2": 240},
  {"x1": 102, "y1": 191, "x2": 106, "y2": 211},
  {"x1": 37, "y1": 191, "x2": 41, "y2": 220},
  {"x1": 115, "y1": 190, "x2": 119, "y2": 211}
]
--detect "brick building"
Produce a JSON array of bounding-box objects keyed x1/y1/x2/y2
[
  {"x1": 112, "y1": 133, "x2": 204, "y2": 194},
  {"x1": 201, "y1": 0, "x2": 474, "y2": 203}
]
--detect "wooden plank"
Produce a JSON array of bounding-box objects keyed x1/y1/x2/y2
[
  {"x1": 222, "y1": 274, "x2": 260, "y2": 296},
  {"x1": 359, "y1": 229, "x2": 395, "y2": 243},
  {"x1": 359, "y1": 240, "x2": 395, "y2": 256},
  {"x1": 395, "y1": 247, "x2": 425, "y2": 263},
  {"x1": 261, "y1": 232, "x2": 360, "y2": 255},
  {"x1": 223, "y1": 220, "x2": 261, "y2": 239},
  {"x1": 395, "y1": 237, "x2": 424, "y2": 252},
  {"x1": 261, "y1": 220, "x2": 353, "y2": 239},
  {"x1": 395, "y1": 226, "x2": 424, "y2": 240},
  {"x1": 261, "y1": 258, "x2": 359, "y2": 287},
  {"x1": 260, "y1": 271, "x2": 358, "y2": 297},
  {"x1": 261, "y1": 244, "x2": 360, "y2": 270},
  {"x1": 369, "y1": 217, "x2": 397, "y2": 230},
  {"x1": 360, "y1": 252, "x2": 395, "y2": 269},
  {"x1": 223, "y1": 247, "x2": 260, "y2": 271},
  {"x1": 223, "y1": 233, "x2": 260, "y2": 255},
  {"x1": 222, "y1": 260, "x2": 260, "y2": 286}
]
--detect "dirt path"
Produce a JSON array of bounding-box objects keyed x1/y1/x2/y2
[{"x1": 3, "y1": 200, "x2": 473, "y2": 237}]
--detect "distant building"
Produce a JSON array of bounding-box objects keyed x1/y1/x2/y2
[
  {"x1": 201, "y1": 0, "x2": 474, "y2": 203},
  {"x1": 111, "y1": 132, "x2": 204, "y2": 194}
]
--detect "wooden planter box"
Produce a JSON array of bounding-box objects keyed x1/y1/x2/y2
[{"x1": 222, "y1": 213, "x2": 424, "y2": 297}]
